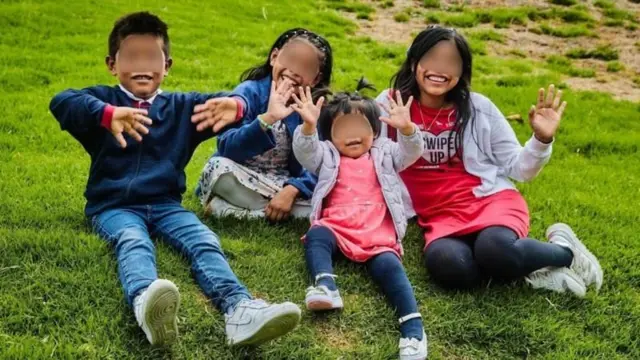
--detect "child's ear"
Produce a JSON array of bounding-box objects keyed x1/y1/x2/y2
[
  {"x1": 269, "y1": 49, "x2": 279, "y2": 66},
  {"x1": 164, "y1": 57, "x2": 173, "y2": 76},
  {"x1": 105, "y1": 56, "x2": 117, "y2": 76}
]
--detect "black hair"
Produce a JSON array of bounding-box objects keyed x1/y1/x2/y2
[
  {"x1": 240, "y1": 28, "x2": 333, "y2": 99},
  {"x1": 318, "y1": 78, "x2": 380, "y2": 142},
  {"x1": 108, "y1": 12, "x2": 170, "y2": 59},
  {"x1": 390, "y1": 25, "x2": 474, "y2": 154}
]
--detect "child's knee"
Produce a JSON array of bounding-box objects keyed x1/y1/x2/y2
[
  {"x1": 474, "y1": 227, "x2": 519, "y2": 269},
  {"x1": 114, "y1": 227, "x2": 153, "y2": 251},
  {"x1": 370, "y1": 252, "x2": 403, "y2": 276},
  {"x1": 424, "y1": 241, "x2": 479, "y2": 289}
]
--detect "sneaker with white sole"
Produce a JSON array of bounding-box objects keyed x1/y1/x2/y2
[
  {"x1": 547, "y1": 223, "x2": 603, "y2": 292},
  {"x1": 305, "y1": 285, "x2": 344, "y2": 311},
  {"x1": 225, "y1": 299, "x2": 301, "y2": 346},
  {"x1": 525, "y1": 267, "x2": 586, "y2": 297},
  {"x1": 399, "y1": 330, "x2": 428, "y2": 360},
  {"x1": 133, "y1": 279, "x2": 180, "y2": 346}
]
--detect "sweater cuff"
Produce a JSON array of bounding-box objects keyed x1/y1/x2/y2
[
  {"x1": 100, "y1": 104, "x2": 115, "y2": 130},
  {"x1": 528, "y1": 134, "x2": 553, "y2": 153},
  {"x1": 232, "y1": 97, "x2": 244, "y2": 121}
]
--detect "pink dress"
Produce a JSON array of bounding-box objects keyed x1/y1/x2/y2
[{"x1": 312, "y1": 153, "x2": 401, "y2": 262}]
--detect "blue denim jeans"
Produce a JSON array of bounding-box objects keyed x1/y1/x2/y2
[{"x1": 92, "y1": 202, "x2": 251, "y2": 313}]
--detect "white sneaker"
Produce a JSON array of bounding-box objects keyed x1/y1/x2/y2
[
  {"x1": 305, "y1": 285, "x2": 344, "y2": 311},
  {"x1": 205, "y1": 196, "x2": 264, "y2": 219},
  {"x1": 399, "y1": 330, "x2": 428, "y2": 360},
  {"x1": 133, "y1": 279, "x2": 180, "y2": 346},
  {"x1": 526, "y1": 267, "x2": 586, "y2": 297},
  {"x1": 547, "y1": 223, "x2": 603, "y2": 292},
  {"x1": 225, "y1": 299, "x2": 301, "y2": 346}
]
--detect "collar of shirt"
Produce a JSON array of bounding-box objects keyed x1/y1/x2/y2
[{"x1": 118, "y1": 84, "x2": 163, "y2": 104}]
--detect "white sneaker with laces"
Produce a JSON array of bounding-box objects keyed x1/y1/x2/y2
[
  {"x1": 525, "y1": 267, "x2": 586, "y2": 297},
  {"x1": 225, "y1": 299, "x2": 301, "y2": 346},
  {"x1": 399, "y1": 330, "x2": 428, "y2": 360},
  {"x1": 547, "y1": 223, "x2": 603, "y2": 291},
  {"x1": 133, "y1": 279, "x2": 180, "y2": 346},
  {"x1": 305, "y1": 285, "x2": 344, "y2": 311}
]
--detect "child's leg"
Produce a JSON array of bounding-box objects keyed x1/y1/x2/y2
[
  {"x1": 367, "y1": 252, "x2": 423, "y2": 340},
  {"x1": 92, "y1": 207, "x2": 157, "y2": 306},
  {"x1": 473, "y1": 226, "x2": 573, "y2": 278},
  {"x1": 304, "y1": 226, "x2": 339, "y2": 290},
  {"x1": 150, "y1": 203, "x2": 251, "y2": 314},
  {"x1": 423, "y1": 237, "x2": 482, "y2": 290}
]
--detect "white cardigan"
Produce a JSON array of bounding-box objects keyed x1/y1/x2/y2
[{"x1": 376, "y1": 90, "x2": 553, "y2": 217}]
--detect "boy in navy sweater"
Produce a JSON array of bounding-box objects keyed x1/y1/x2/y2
[{"x1": 49, "y1": 12, "x2": 300, "y2": 347}]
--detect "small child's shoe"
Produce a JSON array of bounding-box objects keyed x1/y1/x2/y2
[
  {"x1": 225, "y1": 299, "x2": 301, "y2": 346},
  {"x1": 525, "y1": 267, "x2": 586, "y2": 297},
  {"x1": 399, "y1": 330, "x2": 428, "y2": 360},
  {"x1": 305, "y1": 285, "x2": 344, "y2": 311},
  {"x1": 134, "y1": 279, "x2": 180, "y2": 346}
]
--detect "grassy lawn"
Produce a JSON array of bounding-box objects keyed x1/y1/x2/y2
[{"x1": 1, "y1": 0, "x2": 640, "y2": 359}]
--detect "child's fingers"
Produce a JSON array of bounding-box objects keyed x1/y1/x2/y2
[
  {"x1": 270, "y1": 81, "x2": 277, "y2": 95},
  {"x1": 395, "y1": 89, "x2": 404, "y2": 107},
  {"x1": 557, "y1": 101, "x2": 567, "y2": 118},
  {"x1": 297, "y1": 87, "x2": 307, "y2": 103},
  {"x1": 536, "y1": 88, "x2": 544, "y2": 109},
  {"x1": 405, "y1": 96, "x2": 414, "y2": 109},
  {"x1": 265, "y1": 204, "x2": 274, "y2": 221},
  {"x1": 193, "y1": 103, "x2": 208, "y2": 114},
  {"x1": 306, "y1": 86, "x2": 312, "y2": 103},
  {"x1": 125, "y1": 127, "x2": 143, "y2": 142},
  {"x1": 379, "y1": 116, "x2": 392, "y2": 125},
  {"x1": 135, "y1": 114, "x2": 153, "y2": 126},
  {"x1": 213, "y1": 118, "x2": 234, "y2": 133},
  {"x1": 545, "y1": 84, "x2": 555, "y2": 107},
  {"x1": 283, "y1": 86, "x2": 295, "y2": 101},
  {"x1": 133, "y1": 122, "x2": 149, "y2": 135},
  {"x1": 315, "y1": 96, "x2": 325, "y2": 108},
  {"x1": 528, "y1": 105, "x2": 536, "y2": 124},
  {"x1": 191, "y1": 111, "x2": 208, "y2": 123},
  {"x1": 386, "y1": 93, "x2": 397, "y2": 109},
  {"x1": 131, "y1": 108, "x2": 149, "y2": 116},
  {"x1": 292, "y1": 93, "x2": 303, "y2": 107},
  {"x1": 378, "y1": 101, "x2": 392, "y2": 115},
  {"x1": 114, "y1": 132, "x2": 127, "y2": 148},
  {"x1": 552, "y1": 90, "x2": 562, "y2": 110}
]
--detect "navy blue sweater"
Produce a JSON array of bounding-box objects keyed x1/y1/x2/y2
[
  {"x1": 50, "y1": 85, "x2": 235, "y2": 217},
  {"x1": 213, "y1": 76, "x2": 317, "y2": 199}
]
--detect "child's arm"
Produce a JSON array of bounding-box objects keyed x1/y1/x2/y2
[
  {"x1": 489, "y1": 85, "x2": 566, "y2": 182},
  {"x1": 50, "y1": 87, "x2": 152, "y2": 148},
  {"x1": 216, "y1": 80, "x2": 295, "y2": 163},
  {"x1": 283, "y1": 169, "x2": 317, "y2": 200},
  {"x1": 188, "y1": 91, "x2": 242, "y2": 143},
  {"x1": 379, "y1": 90, "x2": 424, "y2": 171},
  {"x1": 291, "y1": 87, "x2": 326, "y2": 175}
]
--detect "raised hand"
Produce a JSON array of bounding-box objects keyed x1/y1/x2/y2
[
  {"x1": 292, "y1": 86, "x2": 324, "y2": 135},
  {"x1": 192, "y1": 97, "x2": 239, "y2": 133},
  {"x1": 111, "y1": 107, "x2": 153, "y2": 148},
  {"x1": 262, "y1": 78, "x2": 295, "y2": 125},
  {"x1": 529, "y1": 84, "x2": 567, "y2": 144},
  {"x1": 379, "y1": 90, "x2": 415, "y2": 136}
]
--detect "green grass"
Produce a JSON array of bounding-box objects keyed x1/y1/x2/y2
[
  {"x1": 594, "y1": 0, "x2": 615, "y2": 9},
  {"x1": 423, "y1": 0, "x2": 440, "y2": 8},
  {"x1": 566, "y1": 45, "x2": 619, "y2": 61},
  {"x1": 2, "y1": 0, "x2": 640, "y2": 359},
  {"x1": 468, "y1": 29, "x2": 506, "y2": 43},
  {"x1": 393, "y1": 11, "x2": 410, "y2": 23},
  {"x1": 537, "y1": 23, "x2": 593, "y2": 38},
  {"x1": 442, "y1": 12, "x2": 479, "y2": 28},
  {"x1": 545, "y1": 55, "x2": 596, "y2": 78},
  {"x1": 606, "y1": 61, "x2": 624, "y2": 73},
  {"x1": 548, "y1": 0, "x2": 576, "y2": 5}
]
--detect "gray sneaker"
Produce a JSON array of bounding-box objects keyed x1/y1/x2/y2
[
  {"x1": 133, "y1": 279, "x2": 180, "y2": 346},
  {"x1": 547, "y1": 223, "x2": 603, "y2": 292},
  {"x1": 225, "y1": 299, "x2": 301, "y2": 346},
  {"x1": 305, "y1": 285, "x2": 344, "y2": 311},
  {"x1": 526, "y1": 267, "x2": 586, "y2": 297}
]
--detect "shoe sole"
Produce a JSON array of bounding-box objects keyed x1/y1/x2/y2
[
  {"x1": 547, "y1": 223, "x2": 603, "y2": 292},
  {"x1": 305, "y1": 297, "x2": 343, "y2": 311},
  {"x1": 144, "y1": 280, "x2": 180, "y2": 346},
  {"x1": 230, "y1": 305, "x2": 301, "y2": 347}
]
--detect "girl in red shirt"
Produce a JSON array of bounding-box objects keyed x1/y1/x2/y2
[{"x1": 379, "y1": 26, "x2": 603, "y2": 296}]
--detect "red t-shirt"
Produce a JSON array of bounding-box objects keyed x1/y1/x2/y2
[{"x1": 391, "y1": 102, "x2": 530, "y2": 247}]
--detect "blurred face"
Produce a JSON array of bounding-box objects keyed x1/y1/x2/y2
[
  {"x1": 106, "y1": 34, "x2": 171, "y2": 99},
  {"x1": 270, "y1": 38, "x2": 322, "y2": 89},
  {"x1": 414, "y1": 39, "x2": 462, "y2": 99},
  {"x1": 331, "y1": 113, "x2": 374, "y2": 159}
]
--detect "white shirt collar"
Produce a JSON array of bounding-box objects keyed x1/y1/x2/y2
[{"x1": 118, "y1": 84, "x2": 163, "y2": 104}]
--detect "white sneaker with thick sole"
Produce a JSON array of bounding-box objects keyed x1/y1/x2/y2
[
  {"x1": 526, "y1": 267, "x2": 586, "y2": 297},
  {"x1": 547, "y1": 223, "x2": 603, "y2": 292},
  {"x1": 134, "y1": 279, "x2": 180, "y2": 346},
  {"x1": 399, "y1": 330, "x2": 428, "y2": 360},
  {"x1": 225, "y1": 299, "x2": 301, "y2": 346},
  {"x1": 305, "y1": 285, "x2": 344, "y2": 311}
]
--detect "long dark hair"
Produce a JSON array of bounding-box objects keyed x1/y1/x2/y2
[
  {"x1": 241, "y1": 28, "x2": 333, "y2": 100},
  {"x1": 318, "y1": 78, "x2": 380, "y2": 142},
  {"x1": 390, "y1": 25, "x2": 474, "y2": 153}
]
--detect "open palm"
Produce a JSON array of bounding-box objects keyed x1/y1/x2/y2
[
  {"x1": 529, "y1": 84, "x2": 567, "y2": 143},
  {"x1": 380, "y1": 90, "x2": 414, "y2": 131},
  {"x1": 292, "y1": 86, "x2": 324, "y2": 126},
  {"x1": 266, "y1": 78, "x2": 295, "y2": 123}
]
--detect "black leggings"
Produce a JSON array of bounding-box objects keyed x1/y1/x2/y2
[{"x1": 424, "y1": 226, "x2": 573, "y2": 290}]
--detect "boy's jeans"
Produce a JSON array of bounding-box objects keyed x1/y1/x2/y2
[{"x1": 91, "y1": 202, "x2": 251, "y2": 313}]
